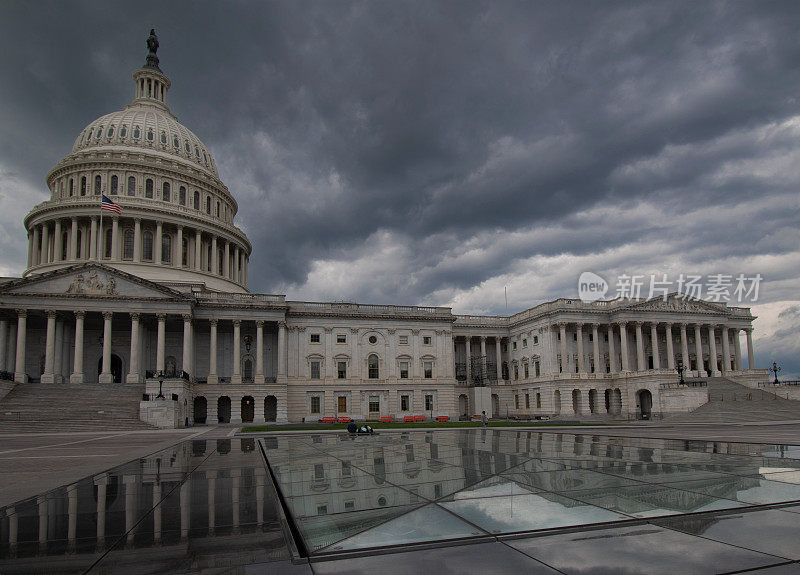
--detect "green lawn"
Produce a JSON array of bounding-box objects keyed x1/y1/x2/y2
[{"x1": 241, "y1": 420, "x2": 613, "y2": 433}]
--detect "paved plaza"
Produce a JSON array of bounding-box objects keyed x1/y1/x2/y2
[{"x1": 0, "y1": 423, "x2": 799, "y2": 573}]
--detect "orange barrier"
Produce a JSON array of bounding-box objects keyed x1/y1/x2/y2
[
  {"x1": 321, "y1": 417, "x2": 335, "y2": 423},
  {"x1": 380, "y1": 416, "x2": 393, "y2": 423},
  {"x1": 403, "y1": 415, "x2": 415, "y2": 422},
  {"x1": 413, "y1": 415, "x2": 425, "y2": 422},
  {"x1": 336, "y1": 416, "x2": 351, "y2": 423},
  {"x1": 436, "y1": 415, "x2": 449, "y2": 422}
]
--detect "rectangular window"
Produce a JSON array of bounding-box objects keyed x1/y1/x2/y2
[
  {"x1": 536, "y1": 393, "x2": 541, "y2": 408},
  {"x1": 337, "y1": 396, "x2": 347, "y2": 413},
  {"x1": 514, "y1": 365, "x2": 519, "y2": 380},
  {"x1": 423, "y1": 336, "x2": 432, "y2": 345},
  {"x1": 524, "y1": 363, "x2": 529, "y2": 378},
  {"x1": 406, "y1": 444, "x2": 415, "y2": 462},
  {"x1": 337, "y1": 361, "x2": 347, "y2": 379},
  {"x1": 314, "y1": 464, "x2": 325, "y2": 480},
  {"x1": 573, "y1": 333, "x2": 577, "y2": 341},
  {"x1": 310, "y1": 361, "x2": 320, "y2": 379},
  {"x1": 515, "y1": 394, "x2": 520, "y2": 409},
  {"x1": 310, "y1": 333, "x2": 320, "y2": 343},
  {"x1": 513, "y1": 341, "x2": 517, "y2": 350},
  {"x1": 400, "y1": 361, "x2": 409, "y2": 379},
  {"x1": 533, "y1": 335, "x2": 539, "y2": 345},
  {"x1": 525, "y1": 393, "x2": 530, "y2": 409},
  {"x1": 522, "y1": 338, "x2": 527, "y2": 348},
  {"x1": 425, "y1": 394, "x2": 434, "y2": 411},
  {"x1": 589, "y1": 333, "x2": 594, "y2": 342},
  {"x1": 344, "y1": 500, "x2": 355, "y2": 510},
  {"x1": 342, "y1": 461, "x2": 351, "y2": 476},
  {"x1": 399, "y1": 335, "x2": 409, "y2": 345},
  {"x1": 534, "y1": 361, "x2": 540, "y2": 377},
  {"x1": 423, "y1": 361, "x2": 433, "y2": 379},
  {"x1": 310, "y1": 396, "x2": 320, "y2": 413},
  {"x1": 336, "y1": 334, "x2": 346, "y2": 344},
  {"x1": 400, "y1": 395, "x2": 409, "y2": 411},
  {"x1": 434, "y1": 484, "x2": 442, "y2": 498},
  {"x1": 317, "y1": 505, "x2": 327, "y2": 516},
  {"x1": 369, "y1": 396, "x2": 380, "y2": 413}
]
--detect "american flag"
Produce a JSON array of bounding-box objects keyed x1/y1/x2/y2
[{"x1": 101, "y1": 194, "x2": 122, "y2": 214}]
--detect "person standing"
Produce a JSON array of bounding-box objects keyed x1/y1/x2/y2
[{"x1": 481, "y1": 410, "x2": 488, "y2": 427}]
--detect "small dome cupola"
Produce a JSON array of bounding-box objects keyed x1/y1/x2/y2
[{"x1": 132, "y1": 29, "x2": 171, "y2": 111}]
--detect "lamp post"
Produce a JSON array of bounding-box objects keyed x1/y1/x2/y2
[
  {"x1": 770, "y1": 361, "x2": 781, "y2": 384},
  {"x1": 243, "y1": 335, "x2": 252, "y2": 353},
  {"x1": 676, "y1": 361, "x2": 685, "y2": 385}
]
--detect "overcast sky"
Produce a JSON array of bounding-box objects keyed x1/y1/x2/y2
[{"x1": 0, "y1": 1, "x2": 798, "y2": 375}]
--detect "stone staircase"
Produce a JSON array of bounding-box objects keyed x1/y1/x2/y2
[
  {"x1": 0, "y1": 381, "x2": 156, "y2": 432},
  {"x1": 668, "y1": 377, "x2": 800, "y2": 423}
]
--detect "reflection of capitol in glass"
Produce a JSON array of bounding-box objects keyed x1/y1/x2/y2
[{"x1": 2, "y1": 431, "x2": 799, "y2": 567}]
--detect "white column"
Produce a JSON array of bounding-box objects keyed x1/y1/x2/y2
[
  {"x1": 708, "y1": 324, "x2": 720, "y2": 376},
  {"x1": 194, "y1": 230, "x2": 202, "y2": 270},
  {"x1": 277, "y1": 321, "x2": 287, "y2": 383},
  {"x1": 722, "y1": 326, "x2": 731, "y2": 374},
  {"x1": 495, "y1": 336, "x2": 502, "y2": 380},
  {"x1": 89, "y1": 217, "x2": 98, "y2": 260},
  {"x1": 41, "y1": 223, "x2": 50, "y2": 263},
  {"x1": 680, "y1": 323, "x2": 690, "y2": 373},
  {"x1": 733, "y1": 329, "x2": 742, "y2": 370},
  {"x1": 71, "y1": 311, "x2": 85, "y2": 383},
  {"x1": 592, "y1": 324, "x2": 600, "y2": 374},
  {"x1": 133, "y1": 218, "x2": 142, "y2": 262},
  {"x1": 111, "y1": 216, "x2": 119, "y2": 260},
  {"x1": 127, "y1": 313, "x2": 140, "y2": 383},
  {"x1": 694, "y1": 324, "x2": 704, "y2": 375},
  {"x1": 745, "y1": 328, "x2": 755, "y2": 370},
  {"x1": 465, "y1": 336, "x2": 471, "y2": 382},
  {"x1": 211, "y1": 235, "x2": 218, "y2": 275},
  {"x1": 619, "y1": 322, "x2": 630, "y2": 372},
  {"x1": 32, "y1": 225, "x2": 40, "y2": 265},
  {"x1": 208, "y1": 319, "x2": 218, "y2": 384},
  {"x1": 650, "y1": 323, "x2": 660, "y2": 370},
  {"x1": 14, "y1": 310, "x2": 27, "y2": 383},
  {"x1": 231, "y1": 320, "x2": 241, "y2": 383},
  {"x1": 607, "y1": 324, "x2": 616, "y2": 373},
  {"x1": 559, "y1": 323, "x2": 568, "y2": 373},
  {"x1": 635, "y1": 321, "x2": 645, "y2": 372},
  {"x1": 99, "y1": 312, "x2": 113, "y2": 383},
  {"x1": 576, "y1": 324, "x2": 585, "y2": 374},
  {"x1": 70, "y1": 218, "x2": 79, "y2": 261},
  {"x1": 41, "y1": 311, "x2": 57, "y2": 383},
  {"x1": 176, "y1": 226, "x2": 183, "y2": 268},
  {"x1": 182, "y1": 315, "x2": 193, "y2": 378},
  {"x1": 665, "y1": 323, "x2": 675, "y2": 370},
  {"x1": 27, "y1": 230, "x2": 33, "y2": 268},
  {"x1": 155, "y1": 221, "x2": 163, "y2": 265},
  {"x1": 156, "y1": 314, "x2": 166, "y2": 374},
  {"x1": 54, "y1": 320, "x2": 64, "y2": 383},
  {"x1": 256, "y1": 320, "x2": 265, "y2": 383},
  {"x1": 0, "y1": 319, "x2": 7, "y2": 373},
  {"x1": 223, "y1": 241, "x2": 230, "y2": 279},
  {"x1": 53, "y1": 219, "x2": 63, "y2": 262}
]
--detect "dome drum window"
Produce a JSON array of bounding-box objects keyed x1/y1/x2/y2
[
  {"x1": 110, "y1": 175, "x2": 118, "y2": 195},
  {"x1": 133, "y1": 126, "x2": 141, "y2": 139},
  {"x1": 179, "y1": 186, "x2": 186, "y2": 206},
  {"x1": 147, "y1": 128, "x2": 154, "y2": 142},
  {"x1": 80, "y1": 176, "x2": 86, "y2": 196},
  {"x1": 173, "y1": 136, "x2": 179, "y2": 148},
  {"x1": 162, "y1": 234, "x2": 171, "y2": 263},
  {"x1": 162, "y1": 182, "x2": 170, "y2": 202},
  {"x1": 127, "y1": 176, "x2": 136, "y2": 196},
  {"x1": 94, "y1": 175, "x2": 101, "y2": 195},
  {"x1": 193, "y1": 191, "x2": 200, "y2": 210},
  {"x1": 96, "y1": 127, "x2": 103, "y2": 140},
  {"x1": 86, "y1": 129, "x2": 93, "y2": 142},
  {"x1": 123, "y1": 229, "x2": 134, "y2": 260},
  {"x1": 206, "y1": 196, "x2": 211, "y2": 214},
  {"x1": 142, "y1": 231, "x2": 154, "y2": 261},
  {"x1": 120, "y1": 125, "x2": 127, "y2": 138},
  {"x1": 160, "y1": 131, "x2": 167, "y2": 144},
  {"x1": 107, "y1": 126, "x2": 114, "y2": 138},
  {"x1": 145, "y1": 178, "x2": 154, "y2": 199},
  {"x1": 185, "y1": 141, "x2": 191, "y2": 154}
]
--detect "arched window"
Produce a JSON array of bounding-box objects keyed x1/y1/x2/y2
[
  {"x1": 179, "y1": 186, "x2": 186, "y2": 205},
  {"x1": 104, "y1": 228, "x2": 112, "y2": 258},
  {"x1": 69, "y1": 179, "x2": 74, "y2": 197},
  {"x1": 120, "y1": 125, "x2": 127, "y2": 138},
  {"x1": 368, "y1": 354, "x2": 379, "y2": 379},
  {"x1": 162, "y1": 182, "x2": 170, "y2": 202},
  {"x1": 127, "y1": 176, "x2": 135, "y2": 196},
  {"x1": 145, "y1": 178, "x2": 153, "y2": 198},
  {"x1": 142, "y1": 231, "x2": 153, "y2": 261},
  {"x1": 173, "y1": 136, "x2": 179, "y2": 148},
  {"x1": 206, "y1": 196, "x2": 211, "y2": 214},
  {"x1": 108, "y1": 126, "x2": 114, "y2": 138},
  {"x1": 96, "y1": 127, "x2": 103, "y2": 140},
  {"x1": 86, "y1": 129, "x2": 92, "y2": 142},
  {"x1": 133, "y1": 126, "x2": 140, "y2": 139},
  {"x1": 123, "y1": 229, "x2": 134, "y2": 260},
  {"x1": 185, "y1": 141, "x2": 191, "y2": 154},
  {"x1": 193, "y1": 191, "x2": 200, "y2": 210},
  {"x1": 94, "y1": 175, "x2": 101, "y2": 195},
  {"x1": 216, "y1": 201, "x2": 220, "y2": 217},
  {"x1": 162, "y1": 234, "x2": 171, "y2": 263},
  {"x1": 110, "y1": 175, "x2": 118, "y2": 195},
  {"x1": 61, "y1": 232, "x2": 68, "y2": 260},
  {"x1": 80, "y1": 176, "x2": 86, "y2": 196},
  {"x1": 182, "y1": 238, "x2": 188, "y2": 266},
  {"x1": 195, "y1": 146, "x2": 200, "y2": 158},
  {"x1": 160, "y1": 131, "x2": 167, "y2": 144},
  {"x1": 147, "y1": 128, "x2": 154, "y2": 141}
]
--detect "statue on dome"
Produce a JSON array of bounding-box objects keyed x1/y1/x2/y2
[{"x1": 145, "y1": 29, "x2": 160, "y2": 70}]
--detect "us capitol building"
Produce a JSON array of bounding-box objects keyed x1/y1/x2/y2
[{"x1": 0, "y1": 33, "x2": 765, "y2": 428}]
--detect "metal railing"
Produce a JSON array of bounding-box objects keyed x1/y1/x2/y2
[
  {"x1": 758, "y1": 380, "x2": 800, "y2": 387},
  {"x1": 659, "y1": 380, "x2": 708, "y2": 389},
  {"x1": 288, "y1": 301, "x2": 451, "y2": 317}
]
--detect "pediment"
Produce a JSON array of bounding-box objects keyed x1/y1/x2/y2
[
  {"x1": 1, "y1": 263, "x2": 190, "y2": 301},
  {"x1": 621, "y1": 293, "x2": 728, "y2": 314}
]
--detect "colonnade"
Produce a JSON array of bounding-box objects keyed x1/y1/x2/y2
[
  {"x1": 459, "y1": 335, "x2": 506, "y2": 383},
  {"x1": 26, "y1": 216, "x2": 248, "y2": 286}
]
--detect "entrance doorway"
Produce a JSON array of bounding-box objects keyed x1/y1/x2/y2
[
  {"x1": 218, "y1": 396, "x2": 231, "y2": 423},
  {"x1": 458, "y1": 394, "x2": 469, "y2": 418},
  {"x1": 97, "y1": 354, "x2": 123, "y2": 383},
  {"x1": 491, "y1": 394, "x2": 500, "y2": 418},
  {"x1": 241, "y1": 396, "x2": 254, "y2": 423},
  {"x1": 638, "y1": 389, "x2": 653, "y2": 420},
  {"x1": 265, "y1": 395, "x2": 277, "y2": 422},
  {"x1": 193, "y1": 396, "x2": 207, "y2": 424}
]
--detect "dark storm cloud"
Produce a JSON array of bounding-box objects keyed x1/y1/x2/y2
[{"x1": 1, "y1": 0, "x2": 799, "y2": 373}]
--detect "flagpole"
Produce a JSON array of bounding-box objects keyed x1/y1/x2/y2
[{"x1": 98, "y1": 193, "x2": 103, "y2": 261}]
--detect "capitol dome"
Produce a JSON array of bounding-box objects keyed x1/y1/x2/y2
[{"x1": 23, "y1": 30, "x2": 252, "y2": 293}]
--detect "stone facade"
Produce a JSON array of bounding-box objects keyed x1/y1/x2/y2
[{"x1": 0, "y1": 34, "x2": 767, "y2": 427}]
